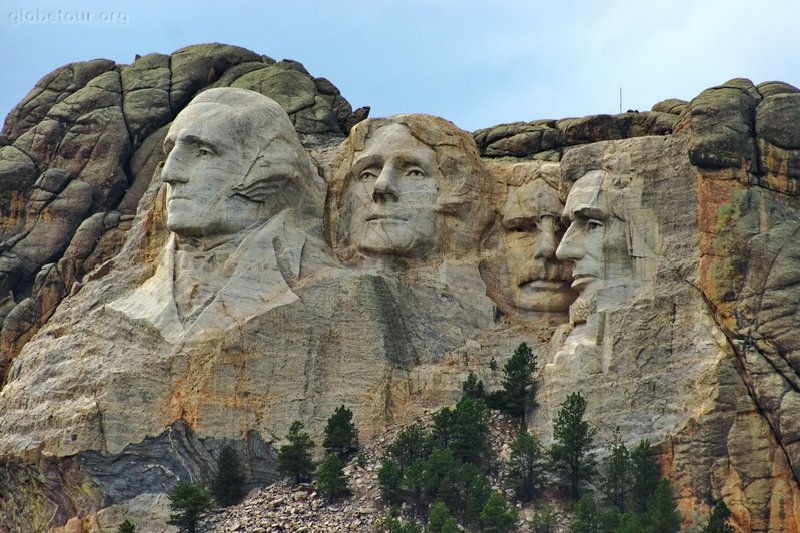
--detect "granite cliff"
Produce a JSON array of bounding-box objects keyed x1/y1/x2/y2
[{"x1": 0, "y1": 43, "x2": 798, "y2": 532}]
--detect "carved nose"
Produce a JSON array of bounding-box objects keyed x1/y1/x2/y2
[
  {"x1": 533, "y1": 218, "x2": 558, "y2": 259},
  {"x1": 161, "y1": 156, "x2": 188, "y2": 185},
  {"x1": 372, "y1": 168, "x2": 398, "y2": 202},
  {"x1": 555, "y1": 223, "x2": 582, "y2": 261}
]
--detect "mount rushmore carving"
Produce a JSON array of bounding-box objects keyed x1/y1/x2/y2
[{"x1": 0, "y1": 44, "x2": 799, "y2": 532}]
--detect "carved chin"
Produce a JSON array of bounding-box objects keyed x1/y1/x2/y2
[{"x1": 353, "y1": 221, "x2": 434, "y2": 257}]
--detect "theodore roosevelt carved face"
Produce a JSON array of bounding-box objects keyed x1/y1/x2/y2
[
  {"x1": 501, "y1": 176, "x2": 575, "y2": 313},
  {"x1": 161, "y1": 88, "x2": 315, "y2": 240},
  {"x1": 329, "y1": 114, "x2": 492, "y2": 265}
]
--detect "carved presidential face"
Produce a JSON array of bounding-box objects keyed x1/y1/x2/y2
[
  {"x1": 502, "y1": 180, "x2": 575, "y2": 312},
  {"x1": 345, "y1": 123, "x2": 440, "y2": 257},
  {"x1": 162, "y1": 101, "x2": 302, "y2": 239},
  {"x1": 556, "y1": 170, "x2": 631, "y2": 309}
]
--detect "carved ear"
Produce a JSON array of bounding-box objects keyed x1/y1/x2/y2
[{"x1": 231, "y1": 155, "x2": 288, "y2": 202}]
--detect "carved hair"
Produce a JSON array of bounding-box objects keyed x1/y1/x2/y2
[{"x1": 326, "y1": 114, "x2": 493, "y2": 263}]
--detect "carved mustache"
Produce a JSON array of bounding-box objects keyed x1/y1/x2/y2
[{"x1": 518, "y1": 259, "x2": 572, "y2": 286}]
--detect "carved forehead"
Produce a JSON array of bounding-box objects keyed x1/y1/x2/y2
[
  {"x1": 355, "y1": 123, "x2": 438, "y2": 168},
  {"x1": 504, "y1": 179, "x2": 563, "y2": 218},
  {"x1": 563, "y1": 170, "x2": 609, "y2": 219}
]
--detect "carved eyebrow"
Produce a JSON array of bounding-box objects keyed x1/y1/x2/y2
[
  {"x1": 573, "y1": 206, "x2": 609, "y2": 221},
  {"x1": 178, "y1": 134, "x2": 217, "y2": 153},
  {"x1": 351, "y1": 154, "x2": 382, "y2": 174}
]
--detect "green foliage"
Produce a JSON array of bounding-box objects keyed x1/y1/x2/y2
[
  {"x1": 461, "y1": 371, "x2": 486, "y2": 400},
  {"x1": 431, "y1": 396, "x2": 491, "y2": 465},
  {"x1": 500, "y1": 342, "x2": 538, "y2": 426},
  {"x1": 387, "y1": 422, "x2": 429, "y2": 468},
  {"x1": 614, "y1": 511, "x2": 645, "y2": 533},
  {"x1": 440, "y1": 516, "x2": 459, "y2": 533},
  {"x1": 629, "y1": 440, "x2": 660, "y2": 515},
  {"x1": 506, "y1": 430, "x2": 545, "y2": 502},
  {"x1": 422, "y1": 448, "x2": 461, "y2": 508},
  {"x1": 315, "y1": 452, "x2": 349, "y2": 501},
  {"x1": 322, "y1": 405, "x2": 359, "y2": 460},
  {"x1": 569, "y1": 494, "x2": 602, "y2": 533},
  {"x1": 701, "y1": 500, "x2": 734, "y2": 533},
  {"x1": 211, "y1": 444, "x2": 245, "y2": 507},
  {"x1": 374, "y1": 509, "x2": 425, "y2": 533},
  {"x1": 549, "y1": 392, "x2": 597, "y2": 500},
  {"x1": 117, "y1": 519, "x2": 136, "y2": 533},
  {"x1": 378, "y1": 457, "x2": 404, "y2": 505},
  {"x1": 166, "y1": 480, "x2": 212, "y2": 533},
  {"x1": 644, "y1": 479, "x2": 682, "y2": 533},
  {"x1": 602, "y1": 431, "x2": 630, "y2": 512},
  {"x1": 463, "y1": 469, "x2": 492, "y2": 525},
  {"x1": 530, "y1": 502, "x2": 557, "y2": 533},
  {"x1": 277, "y1": 420, "x2": 315, "y2": 484},
  {"x1": 479, "y1": 490, "x2": 519, "y2": 533},
  {"x1": 428, "y1": 500, "x2": 453, "y2": 533}
]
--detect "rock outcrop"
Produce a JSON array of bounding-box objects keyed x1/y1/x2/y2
[{"x1": 0, "y1": 44, "x2": 798, "y2": 533}]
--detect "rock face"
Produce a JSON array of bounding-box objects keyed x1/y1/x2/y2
[{"x1": 0, "y1": 45, "x2": 798, "y2": 533}]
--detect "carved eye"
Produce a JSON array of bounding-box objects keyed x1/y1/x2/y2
[
  {"x1": 406, "y1": 168, "x2": 425, "y2": 178},
  {"x1": 587, "y1": 219, "x2": 604, "y2": 231},
  {"x1": 197, "y1": 147, "x2": 213, "y2": 157},
  {"x1": 359, "y1": 170, "x2": 378, "y2": 182}
]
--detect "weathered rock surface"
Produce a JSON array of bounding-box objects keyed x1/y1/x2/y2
[{"x1": 0, "y1": 46, "x2": 798, "y2": 533}]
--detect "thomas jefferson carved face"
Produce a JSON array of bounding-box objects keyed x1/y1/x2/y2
[
  {"x1": 346, "y1": 123, "x2": 440, "y2": 257},
  {"x1": 161, "y1": 89, "x2": 309, "y2": 239},
  {"x1": 502, "y1": 179, "x2": 574, "y2": 313}
]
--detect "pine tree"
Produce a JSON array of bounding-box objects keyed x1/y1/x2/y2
[
  {"x1": 323, "y1": 405, "x2": 359, "y2": 460},
  {"x1": 602, "y1": 431, "x2": 630, "y2": 512},
  {"x1": 549, "y1": 391, "x2": 597, "y2": 500},
  {"x1": 463, "y1": 469, "x2": 492, "y2": 525},
  {"x1": 506, "y1": 430, "x2": 545, "y2": 502},
  {"x1": 166, "y1": 481, "x2": 212, "y2": 533},
  {"x1": 569, "y1": 493, "x2": 601, "y2": 533},
  {"x1": 431, "y1": 396, "x2": 491, "y2": 465},
  {"x1": 117, "y1": 519, "x2": 136, "y2": 533},
  {"x1": 428, "y1": 500, "x2": 453, "y2": 533},
  {"x1": 277, "y1": 420, "x2": 315, "y2": 484},
  {"x1": 387, "y1": 422, "x2": 429, "y2": 468},
  {"x1": 440, "y1": 517, "x2": 459, "y2": 533},
  {"x1": 702, "y1": 500, "x2": 734, "y2": 533},
  {"x1": 479, "y1": 490, "x2": 519, "y2": 533},
  {"x1": 211, "y1": 444, "x2": 246, "y2": 507},
  {"x1": 501, "y1": 342, "x2": 538, "y2": 426},
  {"x1": 315, "y1": 452, "x2": 349, "y2": 501},
  {"x1": 629, "y1": 440, "x2": 661, "y2": 515},
  {"x1": 644, "y1": 479, "x2": 682, "y2": 533},
  {"x1": 461, "y1": 371, "x2": 486, "y2": 400},
  {"x1": 378, "y1": 457, "x2": 404, "y2": 504}
]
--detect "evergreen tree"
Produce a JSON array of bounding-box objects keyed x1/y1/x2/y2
[
  {"x1": 117, "y1": 519, "x2": 136, "y2": 533},
  {"x1": 644, "y1": 479, "x2": 682, "y2": 533},
  {"x1": 501, "y1": 342, "x2": 538, "y2": 426},
  {"x1": 479, "y1": 490, "x2": 519, "y2": 533},
  {"x1": 166, "y1": 481, "x2": 212, "y2": 533},
  {"x1": 422, "y1": 448, "x2": 461, "y2": 507},
  {"x1": 549, "y1": 391, "x2": 597, "y2": 500},
  {"x1": 530, "y1": 503, "x2": 557, "y2": 533},
  {"x1": 440, "y1": 517, "x2": 459, "y2": 533},
  {"x1": 602, "y1": 431, "x2": 630, "y2": 512},
  {"x1": 377, "y1": 457, "x2": 404, "y2": 505},
  {"x1": 569, "y1": 494, "x2": 602, "y2": 533},
  {"x1": 701, "y1": 500, "x2": 734, "y2": 533},
  {"x1": 506, "y1": 430, "x2": 545, "y2": 502},
  {"x1": 315, "y1": 452, "x2": 350, "y2": 501},
  {"x1": 461, "y1": 371, "x2": 486, "y2": 400},
  {"x1": 211, "y1": 444, "x2": 246, "y2": 507},
  {"x1": 375, "y1": 510, "x2": 425, "y2": 533},
  {"x1": 387, "y1": 422, "x2": 429, "y2": 468},
  {"x1": 431, "y1": 396, "x2": 491, "y2": 465},
  {"x1": 614, "y1": 512, "x2": 645, "y2": 533},
  {"x1": 428, "y1": 500, "x2": 453, "y2": 533},
  {"x1": 322, "y1": 405, "x2": 359, "y2": 460},
  {"x1": 277, "y1": 420, "x2": 315, "y2": 484},
  {"x1": 463, "y1": 470, "x2": 492, "y2": 525},
  {"x1": 629, "y1": 440, "x2": 661, "y2": 515}
]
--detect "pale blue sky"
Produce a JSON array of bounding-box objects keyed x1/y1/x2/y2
[{"x1": 2, "y1": 0, "x2": 799, "y2": 132}]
